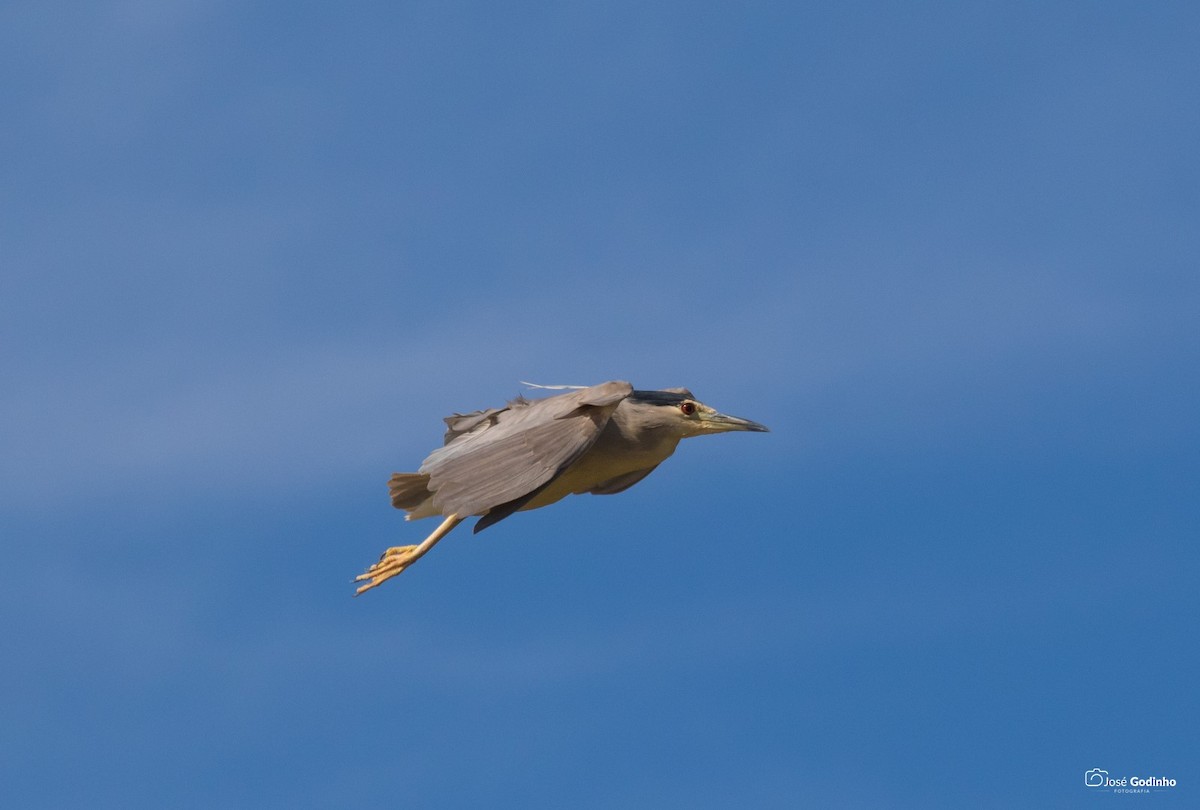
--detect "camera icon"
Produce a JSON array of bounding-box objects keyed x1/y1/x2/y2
[{"x1": 1085, "y1": 768, "x2": 1108, "y2": 787}]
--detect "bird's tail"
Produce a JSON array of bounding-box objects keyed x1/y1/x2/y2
[{"x1": 388, "y1": 472, "x2": 433, "y2": 512}]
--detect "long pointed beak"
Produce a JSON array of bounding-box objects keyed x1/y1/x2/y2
[{"x1": 699, "y1": 411, "x2": 770, "y2": 433}]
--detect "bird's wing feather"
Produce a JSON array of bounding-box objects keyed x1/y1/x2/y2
[
  {"x1": 419, "y1": 381, "x2": 633, "y2": 518},
  {"x1": 587, "y1": 464, "x2": 660, "y2": 495},
  {"x1": 441, "y1": 407, "x2": 506, "y2": 445}
]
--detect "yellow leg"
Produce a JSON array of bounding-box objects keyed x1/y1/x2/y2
[{"x1": 354, "y1": 514, "x2": 463, "y2": 596}]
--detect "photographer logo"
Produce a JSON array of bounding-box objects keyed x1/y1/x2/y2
[{"x1": 1084, "y1": 768, "x2": 1177, "y2": 794}]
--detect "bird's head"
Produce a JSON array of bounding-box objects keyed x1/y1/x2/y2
[{"x1": 627, "y1": 388, "x2": 770, "y2": 440}]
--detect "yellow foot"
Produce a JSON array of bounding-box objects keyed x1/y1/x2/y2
[
  {"x1": 354, "y1": 545, "x2": 419, "y2": 595},
  {"x1": 352, "y1": 514, "x2": 464, "y2": 596}
]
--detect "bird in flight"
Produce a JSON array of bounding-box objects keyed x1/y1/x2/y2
[{"x1": 355, "y1": 380, "x2": 768, "y2": 594}]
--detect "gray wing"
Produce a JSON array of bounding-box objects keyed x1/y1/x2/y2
[
  {"x1": 419, "y1": 381, "x2": 633, "y2": 520},
  {"x1": 588, "y1": 465, "x2": 660, "y2": 495},
  {"x1": 441, "y1": 407, "x2": 506, "y2": 445}
]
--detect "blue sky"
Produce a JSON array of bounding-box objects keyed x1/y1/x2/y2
[{"x1": 3, "y1": 2, "x2": 1197, "y2": 807}]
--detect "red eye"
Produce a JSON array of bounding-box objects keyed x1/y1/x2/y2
[{"x1": 680, "y1": 401, "x2": 697, "y2": 416}]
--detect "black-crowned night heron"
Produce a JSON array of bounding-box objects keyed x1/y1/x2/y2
[{"x1": 355, "y1": 381, "x2": 768, "y2": 594}]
